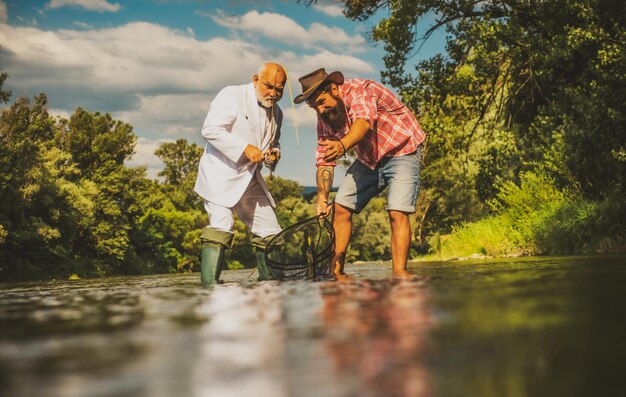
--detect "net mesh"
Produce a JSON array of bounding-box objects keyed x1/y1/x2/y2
[{"x1": 265, "y1": 214, "x2": 335, "y2": 280}]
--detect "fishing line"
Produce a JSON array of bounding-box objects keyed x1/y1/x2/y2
[{"x1": 283, "y1": 66, "x2": 300, "y2": 147}]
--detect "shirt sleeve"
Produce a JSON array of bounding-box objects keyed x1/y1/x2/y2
[{"x1": 346, "y1": 83, "x2": 378, "y2": 127}]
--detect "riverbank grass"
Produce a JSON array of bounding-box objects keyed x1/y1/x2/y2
[{"x1": 429, "y1": 173, "x2": 625, "y2": 258}]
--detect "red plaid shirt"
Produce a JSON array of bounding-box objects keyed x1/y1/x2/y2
[{"x1": 315, "y1": 79, "x2": 426, "y2": 169}]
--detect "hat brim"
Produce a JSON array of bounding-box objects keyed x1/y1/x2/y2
[{"x1": 294, "y1": 71, "x2": 344, "y2": 104}]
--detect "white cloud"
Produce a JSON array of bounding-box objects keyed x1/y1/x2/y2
[
  {"x1": 0, "y1": 22, "x2": 272, "y2": 113},
  {"x1": 313, "y1": 3, "x2": 344, "y2": 18},
  {"x1": 0, "y1": 15, "x2": 377, "y2": 185},
  {"x1": 285, "y1": 49, "x2": 375, "y2": 79},
  {"x1": 281, "y1": 104, "x2": 318, "y2": 150},
  {"x1": 46, "y1": 0, "x2": 121, "y2": 13},
  {"x1": 126, "y1": 137, "x2": 173, "y2": 179},
  {"x1": 72, "y1": 21, "x2": 93, "y2": 29},
  {"x1": 0, "y1": 1, "x2": 7, "y2": 24},
  {"x1": 48, "y1": 108, "x2": 71, "y2": 120},
  {"x1": 114, "y1": 93, "x2": 210, "y2": 144},
  {"x1": 210, "y1": 10, "x2": 364, "y2": 49},
  {"x1": 0, "y1": 21, "x2": 374, "y2": 122},
  {"x1": 283, "y1": 102, "x2": 317, "y2": 130},
  {"x1": 15, "y1": 15, "x2": 37, "y2": 26}
]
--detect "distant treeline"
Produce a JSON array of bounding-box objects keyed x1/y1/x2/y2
[{"x1": 2, "y1": 0, "x2": 626, "y2": 280}]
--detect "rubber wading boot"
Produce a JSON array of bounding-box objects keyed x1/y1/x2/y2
[
  {"x1": 255, "y1": 249, "x2": 272, "y2": 281},
  {"x1": 199, "y1": 227, "x2": 234, "y2": 286},
  {"x1": 201, "y1": 243, "x2": 225, "y2": 286},
  {"x1": 252, "y1": 234, "x2": 277, "y2": 281}
]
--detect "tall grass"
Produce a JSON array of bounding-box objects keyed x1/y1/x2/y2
[{"x1": 430, "y1": 173, "x2": 626, "y2": 258}]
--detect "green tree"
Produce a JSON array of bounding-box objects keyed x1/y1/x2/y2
[
  {"x1": 305, "y1": 0, "x2": 626, "y2": 242},
  {"x1": 59, "y1": 108, "x2": 136, "y2": 178},
  {"x1": 155, "y1": 139, "x2": 203, "y2": 210},
  {"x1": 0, "y1": 71, "x2": 11, "y2": 104},
  {"x1": 266, "y1": 175, "x2": 304, "y2": 203},
  {"x1": 0, "y1": 94, "x2": 98, "y2": 279}
]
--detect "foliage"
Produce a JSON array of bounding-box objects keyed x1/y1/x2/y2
[
  {"x1": 0, "y1": 88, "x2": 207, "y2": 281},
  {"x1": 155, "y1": 139, "x2": 204, "y2": 209},
  {"x1": 534, "y1": 193, "x2": 626, "y2": 255},
  {"x1": 310, "y1": 0, "x2": 625, "y2": 250},
  {"x1": 5, "y1": 0, "x2": 626, "y2": 282},
  {"x1": 349, "y1": 197, "x2": 391, "y2": 262},
  {"x1": 0, "y1": 71, "x2": 10, "y2": 104},
  {"x1": 434, "y1": 172, "x2": 626, "y2": 257}
]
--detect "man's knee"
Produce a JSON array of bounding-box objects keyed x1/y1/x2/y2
[
  {"x1": 200, "y1": 227, "x2": 235, "y2": 248},
  {"x1": 388, "y1": 210, "x2": 410, "y2": 226},
  {"x1": 334, "y1": 202, "x2": 353, "y2": 220},
  {"x1": 251, "y1": 234, "x2": 277, "y2": 251}
]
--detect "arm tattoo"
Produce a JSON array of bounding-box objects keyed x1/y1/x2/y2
[{"x1": 316, "y1": 166, "x2": 334, "y2": 198}]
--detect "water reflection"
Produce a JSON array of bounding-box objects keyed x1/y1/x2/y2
[
  {"x1": 0, "y1": 255, "x2": 625, "y2": 397},
  {"x1": 319, "y1": 279, "x2": 433, "y2": 397}
]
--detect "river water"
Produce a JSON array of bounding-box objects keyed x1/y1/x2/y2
[{"x1": 0, "y1": 255, "x2": 625, "y2": 397}]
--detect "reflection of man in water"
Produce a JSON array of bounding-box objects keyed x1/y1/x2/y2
[{"x1": 320, "y1": 279, "x2": 434, "y2": 397}]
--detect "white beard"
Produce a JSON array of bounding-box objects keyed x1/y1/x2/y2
[{"x1": 258, "y1": 97, "x2": 275, "y2": 108}]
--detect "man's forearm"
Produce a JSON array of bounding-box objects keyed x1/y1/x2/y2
[
  {"x1": 340, "y1": 118, "x2": 370, "y2": 150},
  {"x1": 316, "y1": 166, "x2": 334, "y2": 201}
]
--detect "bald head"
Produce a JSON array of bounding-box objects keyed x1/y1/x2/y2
[{"x1": 253, "y1": 62, "x2": 287, "y2": 108}]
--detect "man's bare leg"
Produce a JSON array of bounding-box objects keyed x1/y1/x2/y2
[
  {"x1": 389, "y1": 210, "x2": 412, "y2": 278},
  {"x1": 331, "y1": 203, "x2": 353, "y2": 279}
]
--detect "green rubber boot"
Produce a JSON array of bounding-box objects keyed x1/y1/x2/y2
[
  {"x1": 201, "y1": 244, "x2": 225, "y2": 286},
  {"x1": 255, "y1": 249, "x2": 272, "y2": 281},
  {"x1": 252, "y1": 234, "x2": 278, "y2": 281},
  {"x1": 199, "y1": 227, "x2": 234, "y2": 286}
]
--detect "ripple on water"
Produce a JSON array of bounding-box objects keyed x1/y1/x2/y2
[{"x1": 1, "y1": 255, "x2": 625, "y2": 397}]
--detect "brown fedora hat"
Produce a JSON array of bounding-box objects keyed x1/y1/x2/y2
[{"x1": 293, "y1": 68, "x2": 344, "y2": 104}]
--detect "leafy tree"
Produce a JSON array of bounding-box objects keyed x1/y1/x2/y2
[
  {"x1": 266, "y1": 175, "x2": 304, "y2": 203},
  {"x1": 0, "y1": 71, "x2": 11, "y2": 104},
  {"x1": 59, "y1": 108, "x2": 136, "y2": 178},
  {"x1": 349, "y1": 197, "x2": 391, "y2": 262},
  {"x1": 155, "y1": 139, "x2": 203, "y2": 210},
  {"x1": 0, "y1": 94, "x2": 94, "y2": 279},
  {"x1": 155, "y1": 139, "x2": 203, "y2": 186},
  {"x1": 304, "y1": 0, "x2": 626, "y2": 243}
]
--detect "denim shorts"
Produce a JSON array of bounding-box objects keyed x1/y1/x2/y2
[{"x1": 335, "y1": 146, "x2": 423, "y2": 214}]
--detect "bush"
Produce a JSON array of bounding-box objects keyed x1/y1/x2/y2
[{"x1": 433, "y1": 172, "x2": 626, "y2": 257}]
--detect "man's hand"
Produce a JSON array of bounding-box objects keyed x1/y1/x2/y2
[
  {"x1": 319, "y1": 139, "x2": 346, "y2": 162},
  {"x1": 244, "y1": 144, "x2": 264, "y2": 163},
  {"x1": 264, "y1": 147, "x2": 281, "y2": 167},
  {"x1": 317, "y1": 197, "x2": 332, "y2": 216}
]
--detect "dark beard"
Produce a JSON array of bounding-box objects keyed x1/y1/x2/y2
[{"x1": 320, "y1": 95, "x2": 347, "y2": 131}]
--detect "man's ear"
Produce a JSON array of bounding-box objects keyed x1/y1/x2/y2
[
  {"x1": 252, "y1": 74, "x2": 259, "y2": 85},
  {"x1": 330, "y1": 83, "x2": 339, "y2": 95}
]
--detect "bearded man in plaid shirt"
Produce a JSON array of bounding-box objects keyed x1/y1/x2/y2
[{"x1": 294, "y1": 68, "x2": 426, "y2": 279}]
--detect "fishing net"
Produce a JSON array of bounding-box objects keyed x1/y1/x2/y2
[{"x1": 265, "y1": 213, "x2": 335, "y2": 280}]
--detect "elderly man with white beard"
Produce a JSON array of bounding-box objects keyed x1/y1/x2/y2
[{"x1": 194, "y1": 63, "x2": 286, "y2": 285}]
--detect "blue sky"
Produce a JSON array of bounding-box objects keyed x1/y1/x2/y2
[{"x1": 1, "y1": 0, "x2": 445, "y2": 186}]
